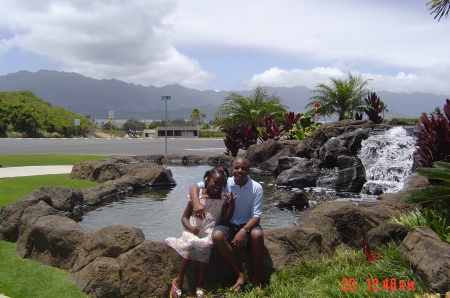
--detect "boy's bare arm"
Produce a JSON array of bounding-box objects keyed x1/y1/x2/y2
[{"x1": 189, "y1": 183, "x2": 205, "y2": 219}]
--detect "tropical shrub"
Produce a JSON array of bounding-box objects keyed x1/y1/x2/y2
[
  {"x1": 216, "y1": 84, "x2": 287, "y2": 132},
  {"x1": 290, "y1": 116, "x2": 322, "y2": 140},
  {"x1": 259, "y1": 115, "x2": 285, "y2": 141},
  {"x1": 223, "y1": 124, "x2": 258, "y2": 157},
  {"x1": 405, "y1": 161, "x2": 450, "y2": 210},
  {"x1": 306, "y1": 72, "x2": 371, "y2": 121},
  {"x1": 389, "y1": 208, "x2": 450, "y2": 244},
  {"x1": 364, "y1": 92, "x2": 388, "y2": 124},
  {"x1": 414, "y1": 99, "x2": 450, "y2": 167}
]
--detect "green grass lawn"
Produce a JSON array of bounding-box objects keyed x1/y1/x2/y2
[
  {"x1": 0, "y1": 154, "x2": 113, "y2": 167},
  {"x1": 0, "y1": 154, "x2": 109, "y2": 298},
  {"x1": 0, "y1": 154, "x2": 431, "y2": 298}
]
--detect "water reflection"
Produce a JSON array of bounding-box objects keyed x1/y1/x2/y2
[{"x1": 78, "y1": 165, "x2": 302, "y2": 241}]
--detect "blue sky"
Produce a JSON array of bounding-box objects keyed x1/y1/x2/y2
[{"x1": 0, "y1": 0, "x2": 449, "y2": 95}]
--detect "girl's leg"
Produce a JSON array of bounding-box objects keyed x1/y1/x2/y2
[
  {"x1": 196, "y1": 261, "x2": 208, "y2": 289},
  {"x1": 174, "y1": 258, "x2": 191, "y2": 289}
]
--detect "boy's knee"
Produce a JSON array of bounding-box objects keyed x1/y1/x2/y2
[{"x1": 211, "y1": 230, "x2": 226, "y2": 243}]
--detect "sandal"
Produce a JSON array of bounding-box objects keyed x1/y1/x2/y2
[
  {"x1": 196, "y1": 287, "x2": 206, "y2": 298},
  {"x1": 169, "y1": 279, "x2": 182, "y2": 298},
  {"x1": 229, "y1": 283, "x2": 245, "y2": 292}
]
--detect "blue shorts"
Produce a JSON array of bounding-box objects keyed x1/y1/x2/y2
[{"x1": 213, "y1": 222, "x2": 263, "y2": 251}]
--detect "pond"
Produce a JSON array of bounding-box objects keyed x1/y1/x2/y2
[{"x1": 78, "y1": 165, "x2": 303, "y2": 241}]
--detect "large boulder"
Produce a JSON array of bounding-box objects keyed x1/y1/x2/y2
[
  {"x1": 246, "y1": 139, "x2": 298, "y2": 171},
  {"x1": 69, "y1": 257, "x2": 122, "y2": 298},
  {"x1": 71, "y1": 156, "x2": 176, "y2": 184},
  {"x1": 17, "y1": 214, "x2": 86, "y2": 270},
  {"x1": 334, "y1": 156, "x2": 366, "y2": 193},
  {"x1": 295, "y1": 120, "x2": 375, "y2": 158},
  {"x1": 72, "y1": 225, "x2": 145, "y2": 272},
  {"x1": 398, "y1": 226, "x2": 450, "y2": 293},
  {"x1": 276, "y1": 157, "x2": 322, "y2": 188},
  {"x1": 366, "y1": 222, "x2": 410, "y2": 247}
]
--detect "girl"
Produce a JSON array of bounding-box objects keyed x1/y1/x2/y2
[{"x1": 165, "y1": 167, "x2": 234, "y2": 298}]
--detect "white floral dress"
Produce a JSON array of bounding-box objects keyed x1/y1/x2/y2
[{"x1": 165, "y1": 194, "x2": 226, "y2": 263}]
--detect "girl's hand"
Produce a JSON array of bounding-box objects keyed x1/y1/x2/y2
[
  {"x1": 225, "y1": 191, "x2": 237, "y2": 205},
  {"x1": 188, "y1": 226, "x2": 200, "y2": 235},
  {"x1": 193, "y1": 202, "x2": 206, "y2": 220}
]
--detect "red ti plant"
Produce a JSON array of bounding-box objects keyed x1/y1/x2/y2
[
  {"x1": 223, "y1": 124, "x2": 258, "y2": 157},
  {"x1": 414, "y1": 99, "x2": 450, "y2": 168},
  {"x1": 364, "y1": 92, "x2": 387, "y2": 124},
  {"x1": 283, "y1": 111, "x2": 302, "y2": 131},
  {"x1": 362, "y1": 237, "x2": 378, "y2": 264},
  {"x1": 259, "y1": 115, "x2": 285, "y2": 141}
]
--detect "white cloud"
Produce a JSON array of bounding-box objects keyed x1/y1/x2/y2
[
  {"x1": 0, "y1": 0, "x2": 449, "y2": 94},
  {"x1": 243, "y1": 66, "x2": 450, "y2": 95},
  {"x1": 0, "y1": 0, "x2": 215, "y2": 87}
]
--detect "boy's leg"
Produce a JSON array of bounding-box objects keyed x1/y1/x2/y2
[
  {"x1": 249, "y1": 228, "x2": 264, "y2": 287},
  {"x1": 212, "y1": 224, "x2": 247, "y2": 290}
]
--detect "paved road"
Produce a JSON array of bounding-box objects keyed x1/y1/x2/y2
[{"x1": 0, "y1": 137, "x2": 226, "y2": 156}]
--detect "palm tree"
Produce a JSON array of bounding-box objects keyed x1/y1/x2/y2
[
  {"x1": 190, "y1": 108, "x2": 206, "y2": 127},
  {"x1": 215, "y1": 84, "x2": 287, "y2": 131},
  {"x1": 306, "y1": 72, "x2": 371, "y2": 121},
  {"x1": 427, "y1": 0, "x2": 450, "y2": 21}
]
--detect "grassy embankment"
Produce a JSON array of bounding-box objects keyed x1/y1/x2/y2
[{"x1": 0, "y1": 155, "x2": 430, "y2": 297}]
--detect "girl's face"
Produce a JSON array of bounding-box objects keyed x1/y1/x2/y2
[{"x1": 206, "y1": 172, "x2": 225, "y2": 195}]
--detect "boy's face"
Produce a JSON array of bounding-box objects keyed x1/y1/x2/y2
[{"x1": 232, "y1": 159, "x2": 250, "y2": 184}]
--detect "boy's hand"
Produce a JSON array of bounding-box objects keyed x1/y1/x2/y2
[{"x1": 193, "y1": 202, "x2": 206, "y2": 219}]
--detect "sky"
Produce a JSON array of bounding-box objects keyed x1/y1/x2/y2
[{"x1": 0, "y1": 0, "x2": 449, "y2": 95}]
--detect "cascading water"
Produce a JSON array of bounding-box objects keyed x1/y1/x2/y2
[{"x1": 358, "y1": 126, "x2": 417, "y2": 195}]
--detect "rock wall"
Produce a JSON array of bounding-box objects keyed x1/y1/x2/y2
[{"x1": 1, "y1": 123, "x2": 449, "y2": 296}]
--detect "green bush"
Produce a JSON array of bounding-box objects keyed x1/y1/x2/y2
[
  {"x1": 389, "y1": 208, "x2": 450, "y2": 244},
  {"x1": 199, "y1": 130, "x2": 226, "y2": 138}
]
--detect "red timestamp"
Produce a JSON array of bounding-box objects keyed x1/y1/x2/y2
[{"x1": 342, "y1": 278, "x2": 415, "y2": 292}]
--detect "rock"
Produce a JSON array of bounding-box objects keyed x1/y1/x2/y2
[
  {"x1": 276, "y1": 157, "x2": 322, "y2": 188},
  {"x1": 16, "y1": 201, "x2": 66, "y2": 259},
  {"x1": 71, "y1": 157, "x2": 176, "y2": 184},
  {"x1": 0, "y1": 188, "x2": 51, "y2": 242},
  {"x1": 398, "y1": 226, "x2": 450, "y2": 293},
  {"x1": 334, "y1": 156, "x2": 366, "y2": 193},
  {"x1": 295, "y1": 120, "x2": 375, "y2": 158},
  {"x1": 318, "y1": 137, "x2": 349, "y2": 168},
  {"x1": 264, "y1": 226, "x2": 325, "y2": 268},
  {"x1": 276, "y1": 169, "x2": 320, "y2": 188},
  {"x1": 276, "y1": 191, "x2": 309, "y2": 211},
  {"x1": 72, "y1": 225, "x2": 145, "y2": 272},
  {"x1": 117, "y1": 241, "x2": 177, "y2": 297},
  {"x1": 37, "y1": 185, "x2": 84, "y2": 215},
  {"x1": 245, "y1": 139, "x2": 299, "y2": 176},
  {"x1": 17, "y1": 214, "x2": 86, "y2": 270},
  {"x1": 366, "y1": 222, "x2": 410, "y2": 247},
  {"x1": 69, "y1": 257, "x2": 122, "y2": 298}
]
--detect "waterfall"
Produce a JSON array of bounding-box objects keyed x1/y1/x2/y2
[{"x1": 358, "y1": 126, "x2": 416, "y2": 195}]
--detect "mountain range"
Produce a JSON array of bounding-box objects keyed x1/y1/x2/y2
[{"x1": 0, "y1": 70, "x2": 448, "y2": 121}]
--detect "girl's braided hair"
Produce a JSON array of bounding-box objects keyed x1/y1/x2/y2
[{"x1": 204, "y1": 167, "x2": 229, "y2": 188}]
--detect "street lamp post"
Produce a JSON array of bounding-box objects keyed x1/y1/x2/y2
[{"x1": 161, "y1": 96, "x2": 171, "y2": 154}]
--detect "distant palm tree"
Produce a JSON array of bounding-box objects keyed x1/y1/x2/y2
[
  {"x1": 427, "y1": 0, "x2": 450, "y2": 21},
  {"x1": 306, "y1": 72, "x2": 371, "y2": 121},
  {"x1": 190, "y1": 108, "x2": 206, "y2": 126},
  {"x1": 215, "y1": 84, "x2": 287, "y2": 131}
]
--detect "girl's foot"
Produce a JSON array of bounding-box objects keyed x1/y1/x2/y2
[
  {"x1": 170, "y1": 278, "x2": 182, "y2": 298},
  {"x1": 195, "y1": 287, "x2": 206, "y2": 298}
]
